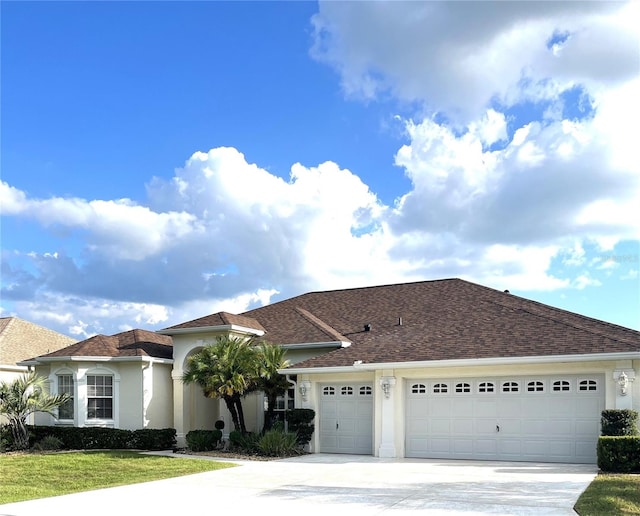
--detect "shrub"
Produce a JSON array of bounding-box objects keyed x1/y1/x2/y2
[
  {"x1": 32, "y1": 435, "x2": 63, "y2": 451},
  {"x1": 21, "y1": 426, "x2": 176, "y2": 451},
  {"x1": 601, "y1": 410, "x2": 639, "y2": 436},
  {"x1": 258, "y1": 429, "x2": 298, "y2": 456},
  {"x1": 286, "y1": 408, "x2": 315, "y2": 447},
  {"x1": 185, "y1": 430, "x2": 221, "y2": 452},
  {"x1": 597, "y1": 436, "x2": 640, "y2": 473},
  {"x1": 229, "y1": 431, "x2": 260, "y2": 453}
]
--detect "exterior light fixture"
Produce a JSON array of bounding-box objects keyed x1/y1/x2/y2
[
  {"x1": 379, "y1": 377, "x2": 395, "y2": 399},
  {"x1": 299, "y1": 381, "x2": 311, "y2": 402},
  {"x1": 618, "y1": 371, "x2": 629, "y2": 396}
]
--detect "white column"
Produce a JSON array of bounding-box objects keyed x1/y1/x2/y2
[
  {"x1": 378, "y1": 376, "x2": 397, "y2": 458},
  {"x1": 172, "y1": 371, "x2": 187, "y2": 447}
]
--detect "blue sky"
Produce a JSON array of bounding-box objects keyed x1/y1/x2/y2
[{"x1": 1, "y1": 1, "x2": 639, "y2": 338}]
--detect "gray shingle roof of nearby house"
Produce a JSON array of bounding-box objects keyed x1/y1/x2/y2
[
  {"x1": 169, "y1": 279, "x2": 640, "y2": 369},
  {"x1": 0, "y1": 317, "x2": 77, "y2": 365},
  {"x1": 33, "y1": 329, "x2": 173, "y2": 361}
]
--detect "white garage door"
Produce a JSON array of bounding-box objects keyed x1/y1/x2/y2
[
  {"x1": 406, "y1": 375, "x2": 604, "y2": 463},
  {"x1": 319, "y1": 383, "x2": 373, "y2": 454}
]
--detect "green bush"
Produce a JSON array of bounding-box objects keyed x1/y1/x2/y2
[
  {"x1": 258, "y1": 429, "x2": 299, "y2": 456},
  {"x1": 32, "y1": 435, "x2": 64, "y2": 451},
  {"x1": 229, "y1": 431, "x2": 260, "y2": 453},
  {"x1": 597, "y1": 436, "x2": 640, "y2": 472},
  {"x1": 601, "y1": 410, "x2": 639, "y2": 436},
  {"x1": 286, "y1": 408, "x2": 315, "y2": 447},
  {"x1": 22, "y1": 426, "x2": 176, "y2": 451},
  {"x1": 186, "y1": 430, "x2": 221, "y2": 452}
]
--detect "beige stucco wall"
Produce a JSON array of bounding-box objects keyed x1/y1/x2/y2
[{"x1": 32, "y1": 359, "x2": 173, "y2": 431}]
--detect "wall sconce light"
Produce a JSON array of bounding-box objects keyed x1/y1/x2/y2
[
  {"x1": 299, "y1": 381, "x2": 311, "y2": 402},
  {"x1": 618, "y1": 371, "x2": 629, "y2": 396},
  {"x1": 379, "y1": 377, "x2": 395, "y2": 399}
]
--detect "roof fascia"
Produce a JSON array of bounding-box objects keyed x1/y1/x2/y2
[
  {"x1": 157, "y1": 325, "x2": 264, "y2": 337},
  {"x1": 18, "y1": 356, "x2": 174, "y2": 366},
  {"x1": 283, "y1": 351, "x2": 640, "y2": 374}
]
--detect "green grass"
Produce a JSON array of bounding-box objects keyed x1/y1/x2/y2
[
  {"x1": 0, "y1": 451, "x2": 236, "y2": 504},
  {"x1": 575, "y1": 473, "x2": 640, "y2": 515}
]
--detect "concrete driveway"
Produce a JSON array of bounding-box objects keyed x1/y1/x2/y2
[{"x1": 0, "y1": 453, "x2": 597, "y2": 516}]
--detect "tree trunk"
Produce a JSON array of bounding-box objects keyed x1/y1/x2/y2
[
  {"x1": 233, "y1": 394, "x2": 247, "y2": 434},
  {"x1": 263, "y1": 393, "x2": 278, "y2": 432},
  {"x1": 222, "y1": 395, "x2": 241, "y2": 432},
  {"x1": 10, "y1": 416, "x2": 29, "y2": 450}
]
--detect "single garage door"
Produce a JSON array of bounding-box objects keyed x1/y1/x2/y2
[
  {"x1": 406, "y1": 375, "x2": 604, "y2": 463},
  {"x1": 319, "y1": 383, "x2": 373, "y2": 454}
]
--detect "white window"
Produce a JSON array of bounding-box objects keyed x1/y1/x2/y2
[
  {"x1": 478, "y1": 382, "x2": 494, "y2": 393},
  {"x1": 57, "y1": 374, "x2": 74, "y2": 419},
  {"x1": 579, "y1": 380, "x2": 597, "y2": 391},
  {"x1": 553, "y1": 380, "x2": 570, "y2": 392},
  {"x1": 323, "y1": 386, "x2": 335, "y2": 396},
  {"x1": 433, "y1": 383, "x2": 448, "y2": 394},
  {"x1": 341, "y1": 386, "x2": 354, "y2": 396},
  {"x1": 87, "y1": 375, "x2": 113, "y2": 419},
  {"x1": 455, "y1": 382, "x2": 471, "y2": 393},
  {"x1": 527, "y1": 381, "x2": 544, "y2": 392},
  {"x1": 411, "y1": 383, "x2": 426, "y2": 394},
  {"x1": 502, "y1": 381, "x2": 519, "y2": 393}
]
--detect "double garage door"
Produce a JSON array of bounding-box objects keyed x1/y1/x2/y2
[{"x1": 406, "y1": 374, "x2": 604, "y2": 463}]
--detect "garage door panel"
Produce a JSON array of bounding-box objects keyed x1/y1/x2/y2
[
  {"x1": 406, "y1": 375, "x2": 603, "y2": 463},
  {"x1": 474, "y1": 400, "x2": 497, "y2": 417},
  {"x1": 431, "y1": 419, "x2": 451, "y2": 433}
]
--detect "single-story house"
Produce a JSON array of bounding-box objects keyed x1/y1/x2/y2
[{"x1": 23, "y1": 279, "x2": 640, "y2": 464}]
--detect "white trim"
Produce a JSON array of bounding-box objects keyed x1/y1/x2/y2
[
  {"x1": 19, "y1": 356, "x2": 174, "y2": 366},
  {"x1": 283, "y1": 351, "x2": 640, "y2": 374},
  {"x1": 157, "y1": 324, "x2": 265, "y2": 336}
]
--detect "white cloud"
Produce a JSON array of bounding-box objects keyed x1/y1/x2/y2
[{"x1": 311, "y1": 1, "x2": 638, "y2": 121}]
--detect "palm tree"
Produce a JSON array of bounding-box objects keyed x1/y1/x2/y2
[
  {"x1": 182, "y1": 335, "x2": 260, "y2": 433},
  {"x1": 0, "y1": 372, "x2": 70, "y2": 450},
  {"x1": 256, "y1": 343, "x2": 290, "y2": 432}
]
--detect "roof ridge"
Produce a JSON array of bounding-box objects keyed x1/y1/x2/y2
[{"x1": 294, "y1": 307, "x2": 350, "y2": 342}]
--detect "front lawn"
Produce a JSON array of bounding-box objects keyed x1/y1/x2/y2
[
  {"x1": 0, "y1": 451, "x2": 236, "y2": 504},
  {"x1": 575, "y1": 473, "x2": 640, "y2": 515}
]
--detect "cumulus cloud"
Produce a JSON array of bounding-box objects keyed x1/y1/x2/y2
[
  {"x1": 1, "y1": 2, "x2": 638, "y2": 336},
  {"x1": 311, "y1": 1, "x2": 638, "y2": 121}
]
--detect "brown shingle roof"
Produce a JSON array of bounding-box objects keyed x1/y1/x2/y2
[
  {"x1": 0, "y1": 317, "x2": 77, "y2": 365},
  {"x1": 163, "y1": 311, "x2": 265, "y2": 332},
  {"x1": 34, "y1": 329, "x2": 173, "y2": 361},
  {"x1": 238, "y1": 279, "x2": 639, "y2": 368}
]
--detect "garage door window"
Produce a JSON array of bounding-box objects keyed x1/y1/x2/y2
[
  {"x1": 579, "y1": 380, "x2": 597, "y2": 391},
  {"x1": 433, "y1": 383, "x2": 448, "y2": 394},
  {"x1": 359, "y1": 386, "x2": 372, "y2": 396},
  {"x1": 455, "y1": 382, "x2": 471, "y2": 393},
  {"x1": 341, "y1": 386, "x2": 354, "y2": 396},
  {"x1": 527, "y1": 381, "x2": 544, "y2": 392},
  {"x1": 553, "y1": 380, "x2": 570, "y2": 392},
  {"x1": 411, "y1": 383, "x2": 427, "y2": 394},
  {"x1": 478, "y1": 382, "x2": 494, "y2": 393},
  {"x1": 502, "y1": 381, "x2": 519, "y2": 392},
  {"x1": 323, "y1": 386, "x2": 335, "y2": 396}
]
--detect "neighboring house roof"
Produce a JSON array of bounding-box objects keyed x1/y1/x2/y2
[
  {"x1": 25, "y1": 329, "x2": 173, "y2": 362},
  {"x1": 164, "y1": 279, "x2": 640, "y2": 369},
  {"x1": 0, "y1": 317, "x2": 76, "y2": 366}
]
